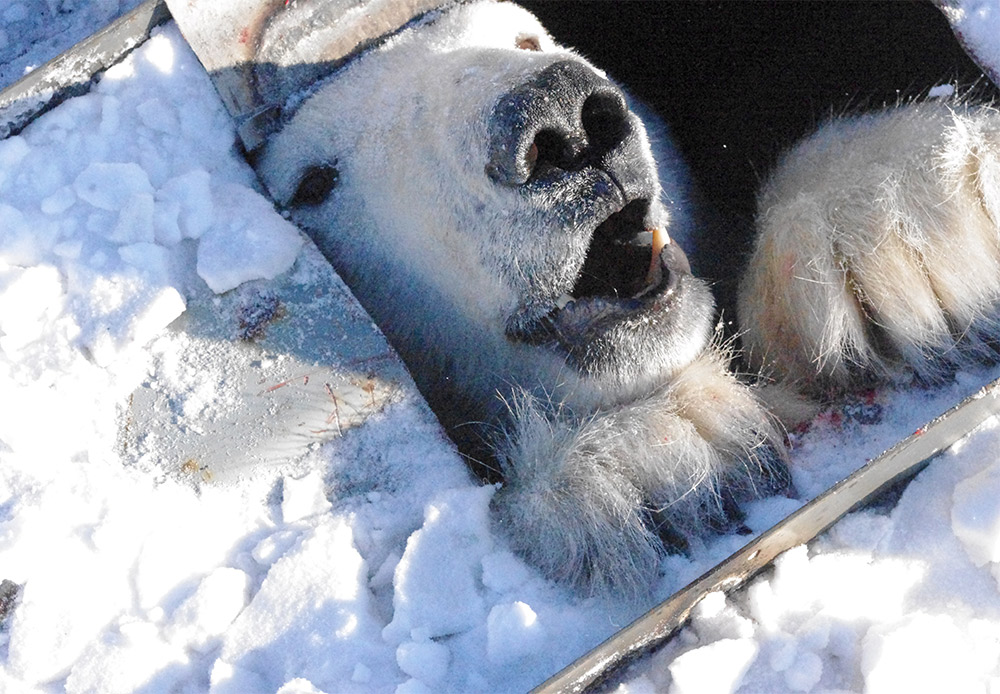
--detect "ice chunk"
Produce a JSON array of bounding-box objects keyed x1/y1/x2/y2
[
  {"x1": 196, "y1": 184, "x2": 304, "y2": 293},
  {"x1": 281, "y1": 471, "x2": 333, "y2": 524},
  {"x1": 486, "y1": 601, "x2": 546, "y2": 665},
  {"x1": 396, "y1": 636, "x2": 450, "y2": 685},
  {"x1": 64, "y1": 621, "x2": 187, "y2": 694},
  {"x1": 668, "y1": 639, "x2": 758, "y2": 694},
  {"x1": 275, "y1": 679, "x2": 329, "y2": 694},
  {"x1": 0, "y1": 265, "x2": 64, "y2": 355},
  {"x1": 157, "y1": 169, "x2": 213, "y2": 240},
  {"x1": 165, "y1": 568, "x2": 250, "y2": 653},
  {"x1": 383, "y1": 485, "x2": 494, "y2": 643},
  {"x1": 74, "y1": 162, "x2": 154, "y2": 211},
  {"x1": 108, "y1": 193, "x2": 155, "y2": 244},
  {"x1": 862, "y1": 613, "x2": 993, "y2": 694},
  {"x1": 952, "y1": 463, "x2": 1000, "y2": 567},
  {"x1": 214, "y1": 516, "x2": 389, "y2": 692},
  {"x1": 0, "y1": 135, "x2": 30, "y2": 190}
]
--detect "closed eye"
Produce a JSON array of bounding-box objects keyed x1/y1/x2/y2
[{"x1": 289, "y1": 163, "x2": 340, "y2": 207}]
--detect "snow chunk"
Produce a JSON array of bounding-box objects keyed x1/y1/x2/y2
[
  {"x1": 165, "y1": 568, "x2": 250, "y2": 654},
  {"x1": 0, "y1": 265, "x2": 64, "y2": 355},
  {"x1": 668, "y1": 639, "x2": 758, "y2": 694},
  {"x1": 137, "y1": 98, "x2": 178, "y2": 133},
  {"x1": 74, "y1": 162, "x2": 153, "y2": 211},
  {"x1": 486, "y1": 601, "x2": 547, "y2": 665},
  {"x1": 64, "y1": 620, "x2": 188, "y2": 694},
  {"x1": 81, "y1": 284, "x2": 186, "y2": 367},
  {"x1": 6, "y1": 546, "x2": 134, "y2": 684},
  {"x1": 862, "y1": 613, "x2": 999, "y2": 694},
  {"x1": 196, "y1": 184, "x2": 304, "y2": 293},
  {"x1": 156, "y1": 169, "x2": 213, "y2": 240},
  {"x1": 276, "y1": 678, "x2": 330, "y2": 694},
  {"x1": 952, "y1": 462, "x2": 1000, "y2": 567},
  {"x1": 214, "y1": 516, "x2": 388, "y2": 693},
  {"x1": 481, "y1": 550, "x2": 535, "y2": 593},
  {"x1": 384, "y1": 485, "x2": 495, "y2": 643},
  {"x1": 396, "y1": 636, "x2": 450, "y2": 685},
  {"x1": 396, "y1": 679, "x2": 435, "y2": 694},
  {"x1": 41, "y1": 185, "x2": 77, "y2": 215},
  {"x1": 108, "y1": 193, "x2": 155, "y2": 244},
  {"x1": 938, "y1": 0, "x2": 1000, "y2": 86},
  {"x1": 783, "y1": 649, "x2": 823, "y2": 692},
  {"x1": 352, "y1": 663, "x2": 372, "y2": 683},
  {"x1": 281, "y1": 470, "x2": 333, "y2": 524},
  {"x1": 0, "y1": 135, "x2": 30, "y2": 190},
  {"x1": 117, "y1": 242, "x2": 170, "y2": 285},
  {"x1": 0, "y1": 203, "x2": 56, "y2": 266},
  {"x1": 142, "y1": 31, "x2": 176, "y2": 74}
]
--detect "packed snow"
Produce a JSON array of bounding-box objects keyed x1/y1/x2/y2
[
  {"x1": 2, "y1": 7, "x2": 1000, "y2": 694},
  {"x1": 938, "y1": 0, "x2": 1000, "y2": 87}
]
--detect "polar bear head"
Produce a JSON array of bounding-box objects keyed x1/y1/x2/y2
[{"x1": 257, "y1": 1, "x2": 715, "y2": 468}]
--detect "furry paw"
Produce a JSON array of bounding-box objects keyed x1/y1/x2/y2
[
  {"x1": 739, "y1": 100, "x2": 1000, "y2": 392},
  {"x1": 490, "y1": 349, "x2": 787, "y2": 596}
]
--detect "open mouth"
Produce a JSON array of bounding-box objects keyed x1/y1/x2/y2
[
  {"x1": 509, "y1": 197, "x2": 691, "y2": 348},
  {"x1": 566, "y1": 198, "x2": 667, "y2": 301}
]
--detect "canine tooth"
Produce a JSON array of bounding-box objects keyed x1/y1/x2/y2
[
  {"x1": 556, "y1": 293, "x2": 574, "y2": 309},
  {"x1": 646, "y1": 227, "x2": 669, "y2": 285},
  {"x1": 651, "y1": 227, "x2": 670, "y2": 254}
]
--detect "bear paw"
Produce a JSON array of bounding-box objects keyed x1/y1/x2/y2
[
  {"x1": 739, "y1": 100, "x2": 1000, "y2": 392},
  {"x1": 491, "y1": 349, "x2": 788, "y2": 595}
]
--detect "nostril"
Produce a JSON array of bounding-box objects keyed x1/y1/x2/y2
[
  {"x1": 531, "y1": 129, "x2": 586, "y2": 175},
  {"x1": 581, "y1": 91, "x2": 629, "y2": 154}
]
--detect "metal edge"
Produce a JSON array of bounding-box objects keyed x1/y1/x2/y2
[
  {"x1": 0, "y1": 0, "x2": 171, "y2": 139},
  {"x1": 533, "y1": 378, "x2": 1000, "y2": 693}
]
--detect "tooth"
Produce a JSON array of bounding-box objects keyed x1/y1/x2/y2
[
  {"x1": 646, "y1": 227, "x2": 670, "y2": 286},
  {"x1": 651, "y1": 227, "x2": 670, "y2": 254},
  {"x1": 556, "y1": 293, "x2": 573, "y2": 309}
]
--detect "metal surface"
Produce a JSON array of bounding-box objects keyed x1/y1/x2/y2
[
  {"x1": 119, "y1": 242, "x2": 434, "y2": 485},
  {"x1": 533, "y1": 377, "x2": 1000, "y2": 693},
  {"x1": 0, "y1": 0, "x2": 170, "y2": 139},
  {"x1": 164, "y1": 0, "x2": 448, "y2": 152}
]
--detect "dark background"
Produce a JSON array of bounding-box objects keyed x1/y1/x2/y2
[{"x1": 517, "y1": 1, "x2": 996, "y2": 313}]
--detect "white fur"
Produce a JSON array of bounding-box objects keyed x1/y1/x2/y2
[
  {"x1": 740, "y1": 101, "x2": 1000, "y2": 392},
  {"x1": 257, "y1": 1, "x2": 1000, "y2": 595}
]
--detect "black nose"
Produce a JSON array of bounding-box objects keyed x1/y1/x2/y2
[{"x1": 486, "y1": 60, "x2": 632, "y2": 186}]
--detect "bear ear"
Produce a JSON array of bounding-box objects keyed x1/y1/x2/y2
[
  {"x1": 515, "y1": 34, "x2": 542, "y2": 52},
  {"x1": 288, "y1": 162, "x2": 340, "y2": 207}
]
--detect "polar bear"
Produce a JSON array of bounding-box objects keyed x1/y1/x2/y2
[{"x1": 257, "y1": 1, "x2": 1000, "y2": 594}]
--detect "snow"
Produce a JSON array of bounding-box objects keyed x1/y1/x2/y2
[
  {"x1": 667, "y1": 638, "x2": 758, "y2": 694},
  {"x1": 939, "y1": 0, "x2": 1000, "y2": 86},
  {"x1": 2, "y1": 6, "x2": 1000, "y2": 694}
]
